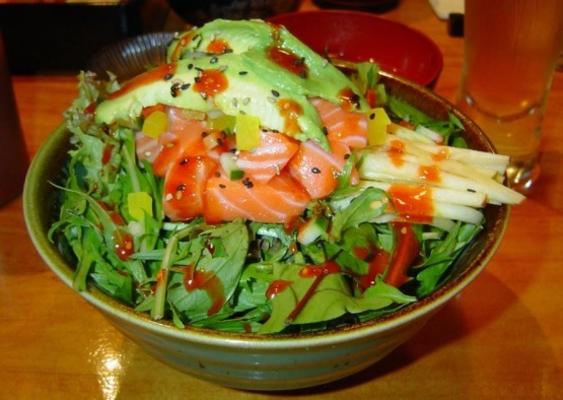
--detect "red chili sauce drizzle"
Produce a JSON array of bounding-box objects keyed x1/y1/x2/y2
[
  {"x1": 418, "y1": 164, "x2": 441, "y2": 183},
  {"x1": 113, "y1": 231, "x2": 134, "y2": 261},
  {"x1": 206, "y1": 38, "x2": 231, "y2": 54},
  {"x1": 388, "y1": 184, "x2": 433, "y2": 224},
  {"x1": 183, "y1": 265, "x2": 225, "y2": 316},
  {"x1": 193, "y1": 69, "x2": 229, "y2": 99},
  {"x1": 338, "y1": 88, "x2": 361, "y2": 111},
  {"x1": 387, "y1": 139, "x2": 406, "y2": 167},
  {"x1": 170, "y1": 32, "x2": 194, "y2": 62},
  {"x1": 285, "y1": 261, "x2": 340, "y2": 323},
  {"x1": 384, "y1": 222, "x2": 419, "y2": 287},
  {"x1": 354, "y1": 248, "x2": 390, "y2": 291},
  {"x1": 102, "y1": 144, "x2": 114, "y2": 165},
  {"x1": 431, "y1": 147, "x2": 449, "y2": 162},
  {"x1": 267, "y1": 46, "x2": 308, "y2": 78},
  {"x1": 277, "y1": 99, "x2": 303, "y2": 135},
  {"x1": 266, "y1": 279, "x2": 293, "y2": 300},
  {"x1": 108, "y1": 64, "x2": 177, "y2": 99}
]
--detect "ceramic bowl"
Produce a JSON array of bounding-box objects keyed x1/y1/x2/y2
[
  {"x1": 269, "y1": 10, "x2": 444, "y2": 86},
  {"x1": 23, "y1": 72, "x2": 509, "y2": 391}
]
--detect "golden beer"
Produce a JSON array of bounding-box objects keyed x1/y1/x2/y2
[{"x1": 458, "y1": 0, "x2": 563, "y2": 191}]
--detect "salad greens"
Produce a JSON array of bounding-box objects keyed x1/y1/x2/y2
[{"x1": 48, "y1": 70, "x2": 484, "y2": 335}]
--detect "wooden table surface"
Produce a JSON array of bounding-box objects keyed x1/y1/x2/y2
[{"x1": 2, "y1": 0, "x2": 562, "y2": 398}]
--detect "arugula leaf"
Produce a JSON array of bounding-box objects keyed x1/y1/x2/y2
[
  {"x1": 166, "y1": 221, "x2": 249, "y2": 322},
  {"x1": 415, "y1": 222, "x2": 482, "y2": 296},
  {"x1": 330, "y1": 187, "x2": 387, "y2": 241}
]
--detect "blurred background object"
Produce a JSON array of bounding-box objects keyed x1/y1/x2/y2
[
  {"x1": 167, "y1": 0, "x2": 299, "y2": 26},
  {"x1": 313, "y1": 0, "x2": 398, "y2": 12},
  {"x1": 0, "y1": 31, "x2": 28, "y2": 206}
]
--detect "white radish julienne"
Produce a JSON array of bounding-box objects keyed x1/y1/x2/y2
[{"x1": 355, "y1": 128, "x2": 525, "y2": 226}]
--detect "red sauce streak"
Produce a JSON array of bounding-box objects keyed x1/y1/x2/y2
[
  {"x1": 267, "y1": 46, "x2": 308, "y2": 78},
  {"x1": 170, "y1": 32, "x2": 194, "y2": 62},
  {"x1": 142, "y1": 104, "x2": 166, "y2": 118},
  {"x1": 207, "y1": 38, "x2": 231, "y2": 54},
  {"x1": 266, "y1": 279, "x2": 293, "y2": 300},
  {"x1": 102, "y1": 144, "x2": 113, "y2": 165},
  {"x1": 84, "y1": 102, "x2": 97, "y2": 114},
  {"x1": 388, "y1": 139, "x2": 406, "y2": 167},
  {"x1": 358, "y1": 250, "x2": 390, "y2": 291},
  {"x1": 418, "y1": 164, "x2": 441, "y2": 183},
  {"x1": 183, "y1": 265, "x2": 225, "y2": 316},
  {"x1": 286, "y1": 261, "x2": 340, "y2": 323},
  {"x1": 108, "y1": 64, "x2": 177, "y2": 100},
  {"x1": 278, "y1": 99, "x2": 303, "y2": 135},
  {"x1": 385, "y1": 223, "x2": 419, "y2": 287},
  {"x1": 113, "y1": 230, "x2": 134, "y2": 261},
  {"x1": 338, "y1": 88, "x2": 360, "y2": 111},
  {"x1": 398, "y1": 120, "x2": 416, "y2": 129},
  {"x1": 432, "y1": 147, "x2": 449, "y2": 162},
  {"x1": 193, "y1": 69, "x2": 229, "y2": 98},
  {"x1": 388, "y1": 184, "x2": 433, "y2": 223}
]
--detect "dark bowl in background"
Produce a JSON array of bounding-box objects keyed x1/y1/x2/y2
[{"x1": 167, "y1": 0, "x2": 300, "y2": 26}]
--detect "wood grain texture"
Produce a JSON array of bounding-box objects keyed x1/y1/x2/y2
[{"x1": 1, "y1": 0, "x2": 562, "y2": 398}]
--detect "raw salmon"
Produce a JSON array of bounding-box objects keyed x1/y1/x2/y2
[
  {"x1": 288, "y1": 140, "x2": 343, "y2": 199},
  {"x1": 236, "y1": 130, "x2": 299, "y2": 183},
  {"x1": 204, "y1": 172, "x2": 310, "y2": 224},
  {"x1": 311, "y1": 98, "x2": 368, "y2": 149},
  {"x1": 163, "y1": 155, "x2": 218, "y2": 220}
]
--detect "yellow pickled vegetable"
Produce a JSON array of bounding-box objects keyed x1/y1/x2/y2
[
  {"x1": 142, "y1": 110, "x2": 168, "y2": 138},
  {"x1": 235, "y1": 114, "x2": 260, "y2": 151},
  {"x1": 209, "y1": 114, "x2": 236, "y2": 132},
  {"x1": 367, "y1": 107, "x2": 390, "y2": 146},
  {"x1": 128, "y1": 192, "x2": 153, "y2": 221}
]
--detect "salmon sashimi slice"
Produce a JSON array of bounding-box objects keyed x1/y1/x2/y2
[
  {"x1": 135, "y1": 131, "x2": 160, "y2": 163},
  {"x1": 329, "y1": 139, "x2": 360, "y2": 186},
  {"x1": 204, "y1": 172, "x2": 310, "y2": 224},
  {"x1": 288, "y1": 140, "x2": 344, "y2": 199},
  {"x1": 152, "y1": 108, "x2": 207, "y2": 176},
  {"x1": 236, "y1": 130, "x2": 299, "y2": 183},
  {"x1": 312, "y1": 98, "x2": 368, "y2": 149},
  {"x1": 163, "y1": 155, "x2": 218, "y2": 221}
]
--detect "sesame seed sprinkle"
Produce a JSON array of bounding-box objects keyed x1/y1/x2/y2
[{"x1": 311, "y1": 167, "x2": 321, "y2": 174}]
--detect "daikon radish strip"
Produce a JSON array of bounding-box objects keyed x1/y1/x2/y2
[
  {"x1": 358, "y1": 180, "x2": 486, "y2": 208},
  {"x1": 390, "y1": 125, "x2": 435, "y2": 144},
  {"x1": 415, "y1": 125, "x2": 445, "y2": 144},
  {"x1": 360, "y1": 152, "x2": 525, "y2": 205},
  {"x1": 384, "y1": 136, "x2": 499, "y2": 179},
  {"x1": 417, "y1": 142, "x2": 509, "y2": 169},
  {"x1": 434, "y1": 202, "x2": 484, "y2": 225}
]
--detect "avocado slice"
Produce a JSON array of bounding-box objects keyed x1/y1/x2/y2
[
  {"x1": 96, "y1": 20, "x2": 368, "y2": 150},
  {"x1": 168, "y1": 19, "x2": 367, "y2": 110},
  {"x1": 95, "y1": 54, "x2": 328, "y2": 147}
]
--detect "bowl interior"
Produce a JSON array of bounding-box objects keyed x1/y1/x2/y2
[
  {"x1": 23, "y1": 70, "x2": 508, "y2": 347},
  {"x1": 269, "y1": 10, "x2": 443, "y2": 86}
]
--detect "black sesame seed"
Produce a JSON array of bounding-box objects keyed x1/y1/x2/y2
[
  {"x1": 180, "y1": 158, "x2": 189, "y2": 165},
  {"x1": 344, "y1": 153, "x2": 351, "y2": 160},
  {"x1": 176, "y1": 183, "x2": 186, "y2": 192},
  {"x1": 271, "y1": 89, "x2": 280, "y2": 97},
  {"x1": 201, "y1": 131, "x2": 209, "y2": 137},
  {"x1": 311, "y1": 167, "x2": 321, "y2": 174},
  {"x1": 219, "y1": 184, "x2": 226, "y2": 189},
  {"x1": 239, "y1": 71, "x2": 248, "y2": 75},
  {"x1": 195, "y1": 67, "x2": 204, "y2": 72},
  {"x1": 188, "y1": 63, "x2": 194, "y2": 70},
  {"x1": 170, "y1": 83, "x2": 181, "y2": 98},
  {"x1": 322, "y1": 126, "x2": 328, "y2": 135},
  {"x1": 164, "y1": 73, "x2": 173, "y2": 81},
  {"x1": 467, "y1": 188, "x2": 477, "y2": 193},
  {"x1": 210, "y1": 56, "x2": 218, "y2": 64},
  {"x1": 181, "y1": 83, "x2": 191, "y2": 90},
  {"x1": 242, "y1": 178, "x2": 254, "y2": 188},
  {"x1": 369, "y1": 113, "x2": 375, "y2": 120},
  {"x1": 194, "y1": 76, "x2": 201, "y2": 83},
  {"x1": 215, "y1": 171, "x2": 221, "y2": 177}
]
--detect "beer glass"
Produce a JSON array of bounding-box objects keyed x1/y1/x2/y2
[{"x1": 458, "y1": 0, "x2": 563, "y2": 192}]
